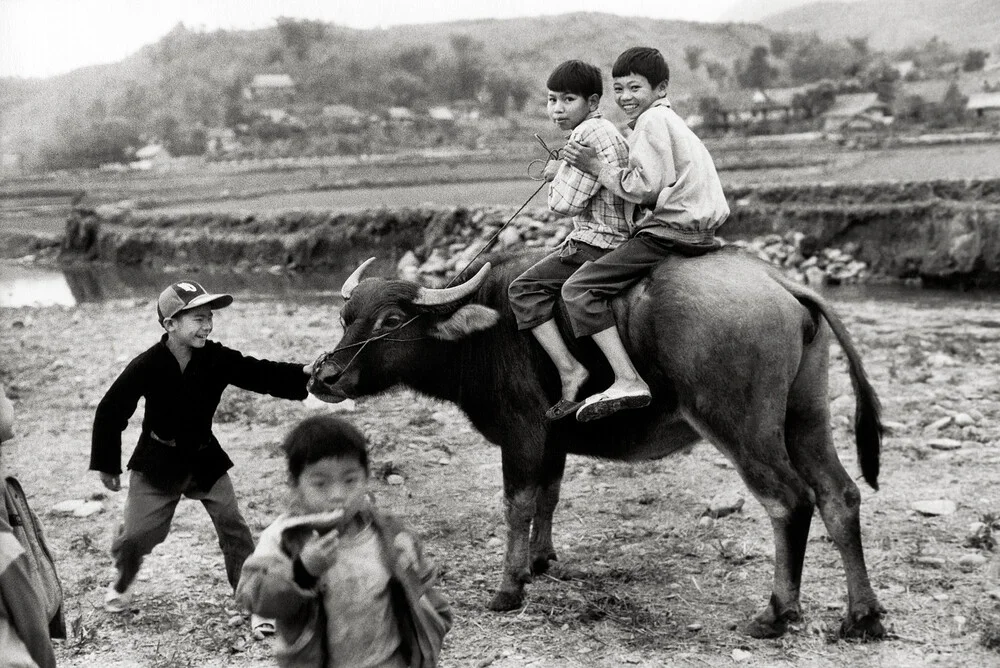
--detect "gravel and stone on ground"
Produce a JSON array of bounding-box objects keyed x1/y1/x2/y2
[{"x1": 1, "y1": 291, "x2": 999, "y2": 667}]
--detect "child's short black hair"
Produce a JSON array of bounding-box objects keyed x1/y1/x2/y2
[
  {"x1": 612, "y1": 47, "x2": 670, "y2": 88},
  {"x1": 547, "y1": 60, "x2": 603, "y2": 98},
  {"x1": 282, "y1": 415, "x2": 369, "y2": 480}
]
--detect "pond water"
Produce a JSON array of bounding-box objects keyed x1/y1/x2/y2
[
  {"x1": 0, "y1": 261, "x2": 360, "y2": 309},
  {"x1": 2, "y1": 260, "x2": 998, "y2": 311}
]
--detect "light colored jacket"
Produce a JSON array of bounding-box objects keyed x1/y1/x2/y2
[
  {"x1": 236, "y1": 509, "x2": 452, "y2": 668},
  {"x1": 597, "y1": 98, "x2": 729, "y2": 245}
]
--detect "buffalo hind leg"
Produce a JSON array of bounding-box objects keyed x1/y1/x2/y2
[
  {"x1": 529, "y1": 446, "x2": 566, "y2": 576},
  {"x1": 786, "y1": 408, "x2": 885, "y2": 640},
  {"x1": 735, "y1": 454, "x2": 816, "y2": 639}
]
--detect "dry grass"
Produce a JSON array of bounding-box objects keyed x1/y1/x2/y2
[{"x1": 2, "y1": 295, "x2": 999, "y2": 667}]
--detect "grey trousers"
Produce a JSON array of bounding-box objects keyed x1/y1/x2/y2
[
  {"x1": 562, "y1": 233, "x2": 721, "y2": 337},
  {"x1": 110, "y1": 471, "x2": 254, "y2": 593}
]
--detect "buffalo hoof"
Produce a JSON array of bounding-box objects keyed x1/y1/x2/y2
[
  {"x1": 840, "y1": 604, "x2": 886, "y2": 641},
  {"x1": 745, "y1": 599, "x2": 801, "y2": 639},
  {"x1": 531, "y1": 551, "x2": 557, "y2": 576},
  {"x1": 488, "y1": 590, "x2": 524, "y2": 612},
  {"x1": 745, "y1": 616, "x2": 788, "y2": 639}
]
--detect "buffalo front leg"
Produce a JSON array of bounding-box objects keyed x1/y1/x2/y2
[
  {"x1": 488, "y1": 485, "x2": 537, "y2": 611},
  {"x1": 529, "y1": 446, "x2": 566, "y2": 575}
]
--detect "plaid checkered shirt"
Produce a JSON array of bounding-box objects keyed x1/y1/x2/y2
[{"x1": 547, "y1": 112, "x2": 631, "y2": 249}]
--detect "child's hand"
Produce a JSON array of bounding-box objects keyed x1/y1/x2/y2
[
  {"x1": 299, "y1": 529, "x2": 341, "y2": 575},
  {"x1": 562, "y1": 140, "x2": 602, "y2": 176},
  {"x1": 302, "y1": 362, "x2": 314, "y2": 376},
  {"x1": 99, "y1": 472, "x2": 121, "y2": 491},
  {"x1": 541, "y1": 159, "x2": 561, "y2": 182}
]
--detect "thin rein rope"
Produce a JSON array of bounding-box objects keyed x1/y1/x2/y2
[{"x1": 325, "y1": 176, "x2": 549, "y2": 372}]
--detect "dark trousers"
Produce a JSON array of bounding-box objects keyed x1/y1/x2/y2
[
  {"x1": 562, "y1": 233, "x2": 721, "y2": 337},
  {"x1": 508, "y1": 240, "x2": 610, "y2": 330},
  {"x1": 110, "y1": 471, "x2": 253, "y2": 593}
]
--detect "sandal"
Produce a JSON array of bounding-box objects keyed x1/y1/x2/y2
[
  {"x1": 545, "y1": 398, "x2": 584, "y2": 421},
  {"x1": 575, "y1": 387, "x2": 651, "y2": 422},
  {"x1": 251, "y1": 614, "x2": 276, "y2": 639}
]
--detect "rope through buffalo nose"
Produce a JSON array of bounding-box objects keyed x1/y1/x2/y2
[{"x1": 315, "y1": 315, "x2": 424, "y2": 378}]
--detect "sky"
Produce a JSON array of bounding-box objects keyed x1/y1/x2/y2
[{"x1": 0, "y1": 0, "x2": 745, "y2": 79}]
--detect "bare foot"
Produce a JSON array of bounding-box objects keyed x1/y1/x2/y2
[{"x1": 561, "y1": 365, "x2": 589, "y2": 401}]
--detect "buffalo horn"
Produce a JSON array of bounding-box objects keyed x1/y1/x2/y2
[
  {"x1": 341, "y1": 257, "x2": 377, "y2": 300},
  {"x1": 413, "y1": 262, "x2": 492, "y2": 307}
]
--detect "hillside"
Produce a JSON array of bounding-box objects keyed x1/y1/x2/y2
[
  {"x1": 721, "y1": 0, "x2": 858, "y2": 23},
  {"x1": 0, "y1": 12, "x2": 772, "y2": 164},
  {"x1": 761, "y1": 0, "x2": 1000, "y2": 51}
]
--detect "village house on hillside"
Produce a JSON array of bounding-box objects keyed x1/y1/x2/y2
[
  {"x1": 129, "y1": 143, "x2": 172, "y2": 171},
  {"x1": 243, "y1": 74, "x2": 296, "y2": 104},
  {"x1": 967, "y1": 92, "x2": 1000, "y2": 119},
  {"x1": 821, "y1": 93, "x2": 893, "y2": 132},
  {"x1": 322, "y1": 103, "x2": 366, "y2": 129},
  {"x1": 428, "y1": 106, "x2": 456, "y2": 122},
  {"x1": 387, "y1": 106, "x2": 416, "y2": 124}
]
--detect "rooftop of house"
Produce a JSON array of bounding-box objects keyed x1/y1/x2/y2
[
  {"x1": 967, "y1": 91, "x2": 1000, "y2": 110},
  {"x1": 823, "y1": 93, "x2": 890, "y2": 117},
  {"x1": 250, "y1": 74, "x2": 295, "y2": 89}
]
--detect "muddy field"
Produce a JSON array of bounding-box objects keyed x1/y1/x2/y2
[{"x1": 2, "y1": 291, "x2": 1000, "y2": 667}]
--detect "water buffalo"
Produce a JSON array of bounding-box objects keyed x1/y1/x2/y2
[{"x1": 309, "y1": 249, "x2": 885, "y2": 640}]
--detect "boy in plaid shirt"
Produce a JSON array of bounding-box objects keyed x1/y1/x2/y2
[{"x1": 508, "y1": 59, "x2": 631, "y2": 421}]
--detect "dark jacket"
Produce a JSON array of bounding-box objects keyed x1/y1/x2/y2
[
  {"x1": 90, "y1": 335, "x2": 307, "y2": 490},
  {"x1": 236, "y1": 508, "x2": 453, "y2": 668}
]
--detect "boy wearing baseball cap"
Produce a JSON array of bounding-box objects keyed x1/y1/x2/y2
[{"x1": 90, "y1": 280, "x2": 312, "y2": 636}]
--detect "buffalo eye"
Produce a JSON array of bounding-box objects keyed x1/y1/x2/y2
[{"x1": 377, "y1": 312, "x2": 404, "y2": 331}]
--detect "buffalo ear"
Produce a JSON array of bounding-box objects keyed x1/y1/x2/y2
[{"x1": 429, "y1": 305, "x2": 501, "y2": 340}]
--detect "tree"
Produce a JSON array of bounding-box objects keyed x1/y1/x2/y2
[
  {"x1": 704, "y1": 61, "x2": 728, "y2": 88},
  {"x1": 931, "y1": 82, "x2": 968, "y2": 127},
  {"x1": 222, "y1": 76, "x2": 251, "y2": 128},
  {"x1": 792, "y1": 84, "x2": 836, "y2": 119},
  {"x1": 391, "y1": 45, "x2": 437, "y2": 78},
  {"x1": 684, "y1": 46, "x2": 704, "y2": 71},
  {"x1": 787, "y1": 36, "x2": 865, "y2": 83},
  {"x1": 736, "y1": 46, "x2": 776, "y2": 90},
  {"x1": 963, "y1": 49, "x2": 988, "y2": 72},
  {"x1": 508, "y1": 79, "x2": 533, "y2": 113},
  {"x1": 276, "y1": 17, "x2": 326, "y2": 61},
  {"x1": 697, "y1": 96, "x2": 727, "y2": 130},
  {"x1": 847, "y1": 37, "x2": 870, "y2": 59},
  {"x1": 861, "y1": 61, "x2": 900, "y2": 104},
  {"x1": 445, "y1": 34, "x2": 487, "y2": 101},
  {"x1": 769, "y1": 34, "x2": 793, "y2": 60}
]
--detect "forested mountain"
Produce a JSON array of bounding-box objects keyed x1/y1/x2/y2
[
  {"x1": 0, "y1": 13, "x2": 771, "y2": 165},
  {"x1": 721, "y1": 0, "x2": 856, "y2": 24},
  {"x1": 760, "y1": 0, "x2": 1000, "y2": 51},
  {"x1": 1, "y1": 8, "x2": 994, "y2": 168}
]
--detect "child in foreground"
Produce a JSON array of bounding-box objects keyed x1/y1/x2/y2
[
  {"x1": 236, "y1": 415, "x2": 452, "y2": 667},
  {"x1": 1, "y1": 383, "x2": 57, "y2": 668}
]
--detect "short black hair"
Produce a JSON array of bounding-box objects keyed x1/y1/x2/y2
[
  {"x1": 547, "y1": 60, "x2": 603, "y2": 98},
  {"x1": 612, "y1": 47, "x2": 670, "y2": 88},
  {"x1": 282, "y1": 415, "x2": 369, "y2": 480}
]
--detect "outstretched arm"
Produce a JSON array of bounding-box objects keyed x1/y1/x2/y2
[{"x1": 564, "y1": 121, "x2": 674, "y2": 206}]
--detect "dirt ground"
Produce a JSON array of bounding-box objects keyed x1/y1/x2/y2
[{"x1": 2, "y1": 292, "x2": 1000, "y2": 667}]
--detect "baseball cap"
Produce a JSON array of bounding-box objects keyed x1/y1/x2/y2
[{"x1": 157, "y1": 281, "x2": 233, "y2": 323}]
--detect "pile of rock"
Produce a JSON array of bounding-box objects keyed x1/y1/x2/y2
[
  {"x1": 405, "y1": 209, "x2": 872, "y2": 288},
  {"x1": 726, "y1": 232, "x2": 871, "y2": 287}
]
